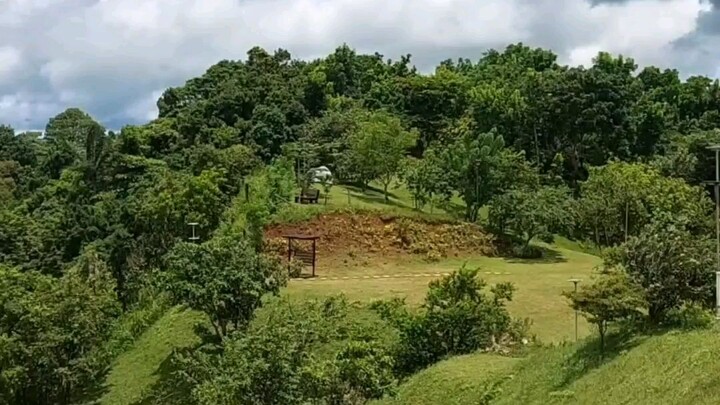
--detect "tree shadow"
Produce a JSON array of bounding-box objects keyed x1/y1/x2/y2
[
  {"x1": 348, "y1": 190, "x2": 410, "y2": 210},
  {"x1": 343, "y1": 183, "x2": 402, "y2": 200},
  {"x1": 501, "y1": 246, "x2": 568, "y2": 264},
  {"x1": 552, "y1": 328, "x2": 653, "y2": 391}
]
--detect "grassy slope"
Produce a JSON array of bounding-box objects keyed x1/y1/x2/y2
[
  {"x1": 373, "y1": 353, "x2": 519, "y2": 405},
  {"x1": 99, "y1": 307, "x2": 206, "y2": 405},
  {"x1": 494, "y1": 329, "x2": 720, "y2": 405},
  {"x1": 287, "y1": 247, "x2": 601, "y2": 343}
]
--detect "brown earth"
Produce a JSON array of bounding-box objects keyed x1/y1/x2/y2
[{"x1": 264, "y1": 212, "x2": 497, "y2": 263}]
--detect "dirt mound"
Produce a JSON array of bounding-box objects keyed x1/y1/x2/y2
[{"x1": 264, "y1": 212, "x2": 496, "y2": 261}]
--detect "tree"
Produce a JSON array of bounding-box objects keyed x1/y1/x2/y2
[
  {"x1": 346, "y1": 111, "x2": 418, "y2": 200},
  {"x1": 0, "y1": 265, "x2": 121, "y2": 404},
  {"x1": 433, "y1": 123, "x2": 538, "y2": 222},
  {"x1": 488, "y1": 185, "x2": 572, "y2": 251},
  {"x1": 163, "y1": 234, "x2": 286, "y2": 340},
  {"x1": 564, "y1": 271, "x2": 645, "y2": 353},
  {"x1": 577, "y1": 161, "x2": 712, "y2": 246},
  {"x1": 605, "y1": 223, "x2": 715, "y2": 323}
]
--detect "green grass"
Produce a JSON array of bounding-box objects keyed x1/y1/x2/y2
[
  {"x1": 306, "y1": 181, "x2": 467, "y2": 219},
  {"x1": 99, "y1": 307, "x2": 207, "y2": 405},
  {"x1": 373, "y1": 353, "x2": 519, "y2": 405},
  {"x1": 493, "y1": 328, "x2": 720, "y2": 404},
  {"x1": 286, "y1": 246, "x2": 601, "y2": 343}
]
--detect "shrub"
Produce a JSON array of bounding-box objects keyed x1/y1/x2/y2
[
  {"x1": 0, "y1": 265, "x2": 121, "y2": 405},
  {"x1": 374, "y1": 266, "x2": 524, "y2": 375},
  {"x1": 512, "y1": 244, "x2": 543, "y2": 259},
  {"x1": 152, "y1": 296, "x2": 398, "y2": 405},
  {"x1": 288, "y1": 258, "x2": 305, "y2": 278},
  {"x1": 664, "y1": 302, "x2": 715, "y2": 330}
]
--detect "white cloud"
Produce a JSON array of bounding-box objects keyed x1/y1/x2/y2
[
  {"x1": 0, "y1": 46, "x2": 23, "y2": 83},
  {"x1": 0, "y1": 0, "x2": 714, "y2": 129}
]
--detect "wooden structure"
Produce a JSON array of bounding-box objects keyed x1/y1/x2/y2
[
  {"x1": 295, "y1": 188, "x2": 320, "y2": 204},
  {"x1": 285, "y1": 234, "x2": 319, "y2": 277}
]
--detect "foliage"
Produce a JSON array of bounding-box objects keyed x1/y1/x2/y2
[
  {"x1": 152, "y1": 296, "x2": 398, "y2": 405},
  {"x1": 163, "y1": 235, "x2": 286, "y2": 340},
  {"x1": 345, "y1": 111, "x2": 418, "y2": 200},
  {"x1": 0, "y1": 265, "x2": 121, "y2": 405},
  {"x1": 429, "y1": 125, "x2": 538, "y2": 222},
  {"x1": 576, "y1": 161, "x2": 712, "y2": 246},
  {"x1": 605, "y1": 223, "x2": 716, "y2": 323},
  {"x1": 663, "y1": 302, "x2": 716, "y2": 331},
  {"x1": 563, "y1": 271, "x2": 646, "y2": 353},
  {"x1": 374, "y1": 266, "x2": 524, "y2": 375},
  {"x1": 489, "y1": 185, "x2": 572, "y2": 250}
]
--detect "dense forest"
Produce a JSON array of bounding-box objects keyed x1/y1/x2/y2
[{"x1": 1, "y1": 43, "x2": 720, "y2": 404}]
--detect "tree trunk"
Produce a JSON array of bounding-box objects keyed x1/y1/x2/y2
[
  {"x1": 599, "y1": 321, "x2": 606, "y2": 357},
  {"x1": 383, "y1": 182, "x2": 389, "y2": 202}
]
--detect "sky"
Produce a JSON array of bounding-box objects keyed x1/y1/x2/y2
[{"x1": 0, "y1": 0, "x2": 719, "y2": 131}]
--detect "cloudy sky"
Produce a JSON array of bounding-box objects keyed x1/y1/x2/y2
[{"x1": 0, "y1": 0, "x2": 719, "y2": 130}]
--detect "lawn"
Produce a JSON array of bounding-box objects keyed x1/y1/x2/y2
[
  {"x1": 286, "y1": 246, "x2": 602, "y2": 343},
  {"x1": 317, "y1": 181, "x2": 469, "y2": 219},
  {"x1": 372, "y1": 352, "x2": 520, "y2": 405}
]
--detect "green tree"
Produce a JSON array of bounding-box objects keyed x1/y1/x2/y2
[
  {"x1": 564, "y1": 271, "x2": 646, "y2": 353},
  {"x1": 577, "y1": 161, "x2": 712, "y2": 246},
  {"x1": 163, "y1": 235, "x2": 286, "y2": 340},
  {"x1": 346, "y1": 111, "x2": 418, "y2": 200},
  {"x1": 433, "y1": 123, "x2": 537, "y2": 222},
  {"x1": 0, "y1": 265, "x2": 121, "y2": 404},
  {"x1": 605, "y1": 223, "x2": 715, "y2": 323},
  {"x1": 152, "y1": 296, "x2": 397, "y2": 405},
  {"x1": 488, "y1": 185, "x2": 572, "y2": 251}
]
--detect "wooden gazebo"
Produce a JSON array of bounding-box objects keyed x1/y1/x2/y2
[{"x1": 284, "y1": 234, "x2": 319, "y2": 277}]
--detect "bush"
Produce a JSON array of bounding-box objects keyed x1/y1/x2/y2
[
  {"x1": 374, "y1": 266, "x2": 525, "y2": 375},
  {"x1": 288, "y1": 258, "x2": 304, "y2": 278},
  {"x1": 664, "y1": 302, "x2": 715, "y2": 330},
  {"x1": 512, "y1": 244, "x2": 543, "y2": 259},
  {"x1": 605, "y1": 223, "x2": 715, "y2": 323},
  {"x1": 151, "y1": 296, "x2": 398, "y2": 405}
]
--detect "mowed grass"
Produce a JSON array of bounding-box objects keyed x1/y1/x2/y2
[
  {"x1": 286, "y1": 246, "x2": 602, "y2": 343},
  {"x1": 493, "y1": 328, "x2": 720, "y2": 404},
  {"x1": 372, "y1": 353, "x2": 519, "y2": 405},
  {"x1": 99, "y1": 307, "x2": 207, "y2": 405},
  {"x1": 321, "y1": 181, "x2": 469, "y2": 219}
]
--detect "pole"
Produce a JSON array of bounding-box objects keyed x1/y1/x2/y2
[
  {"x1": 569, "y1": 278, "x2": 580, "y2": 341},
  {"x1": 574, "y1": 281, "x2": 579, "y2": 342}
]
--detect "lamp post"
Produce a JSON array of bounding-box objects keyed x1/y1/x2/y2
[
  {"x1": 703, "y1": 145, "x2": 720, "y2": 319},
  {"x1": 188, "y1": 222, "x2": 200, "y2": 243},
  {"x1": 568, "y1": 278, "x2": 581, "y2": 341}
]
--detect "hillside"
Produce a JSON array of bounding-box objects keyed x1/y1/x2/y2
[
  {"x1": 373, "y1": 353, "x2": 519, "y2": 405},
  {"x1": 382, "y1": 328, "x2": 720, "y2": 405},
  {"x1": 494, "y1": 329, "x2": 720, "y2": 404}
]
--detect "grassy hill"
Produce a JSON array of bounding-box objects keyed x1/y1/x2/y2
[
  {"x1": 494, "y1": 328, "x2": 720, "y2": 404},
  {"x1": 373, "y1": 353, "x2": 519, "y2": 405},
  {"x1": 379, "y1": 328, "x2": 720, "y2": 405}
]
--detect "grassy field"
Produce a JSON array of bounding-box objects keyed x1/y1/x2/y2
[
  {"x1": 287, "y1": 247, "x2": 601, "y2": 343},
  {"x1": 372, "y1": 353, "x2": 520, "y2": 405}
]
